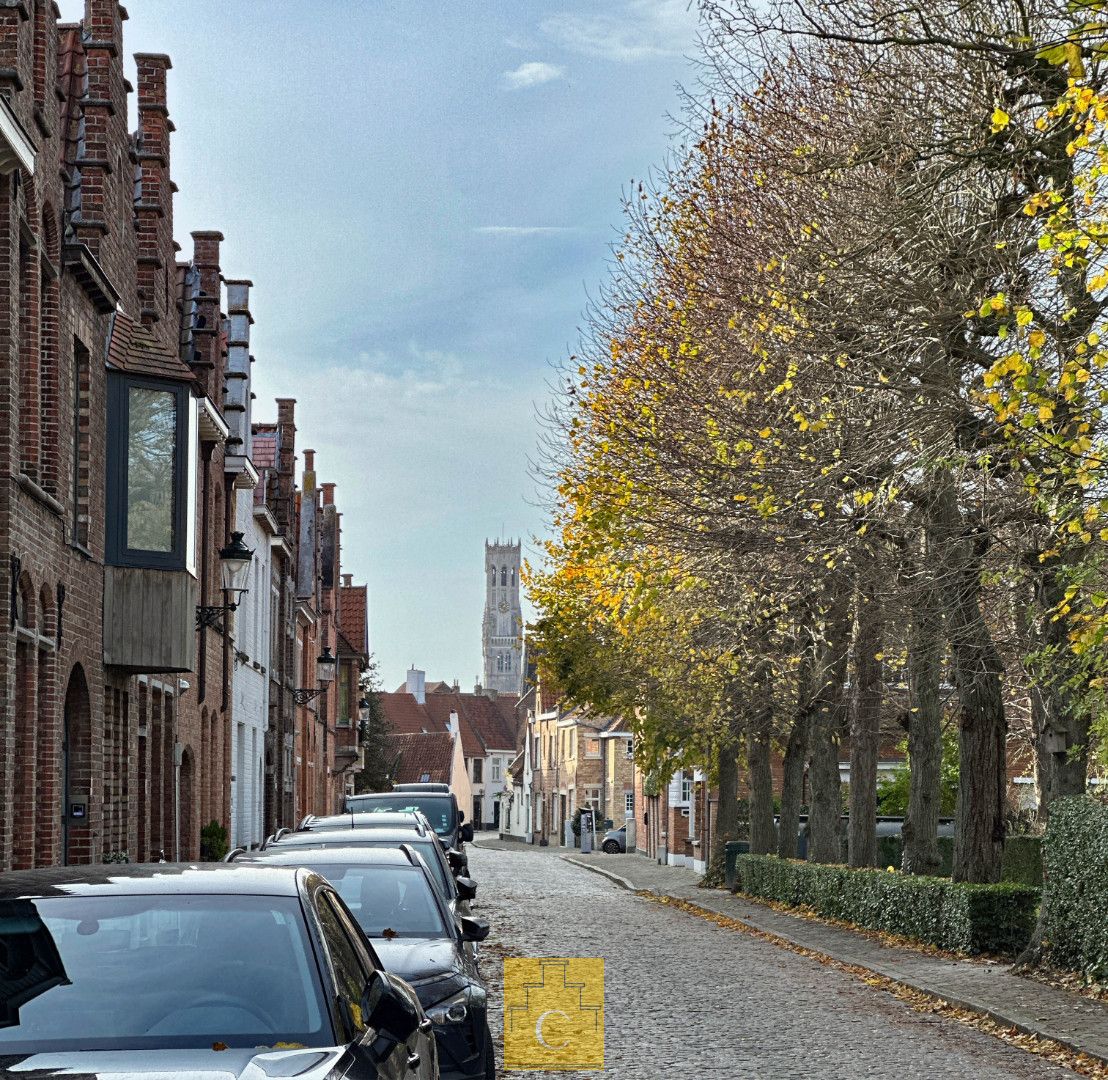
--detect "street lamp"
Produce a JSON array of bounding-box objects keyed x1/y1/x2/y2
[
  {"x1": 358, "y1": 696, "x2": 371, "y2": 738},
  {"x1": 196, "y1": 532, "x2": 254, "y2": 629},
  {"x1": 294, "y1": 646, "x2": 337, "y2": 705}
]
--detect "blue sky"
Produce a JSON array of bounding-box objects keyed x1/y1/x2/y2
[{"x1": 57, "y1": 1, "x2": 703, "y2": 689}]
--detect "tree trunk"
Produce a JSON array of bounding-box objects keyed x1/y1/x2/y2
[
  {"x1": 777, "y1": 708, "x2": 808, "y2": 859},
  {"x1": 931, "y1": 483, "x2": 1006, "y2": 883},
  {"x1": 902, "y1": 556, "x2": 944, "y2": 876},
  {"x1": 1032, "y1": 562, "x2": 1090, "y2": 819},
  {"x1": 848, "y1": 585, "x2": 882, "y2": 868},
  {"x1": 747, "y1": 728, "x2": 776, "y2": 854},
  {"x1": 808, "y1": 590, "x2": 850, "y2": 865},
  {"x1": 709, "y1": 711, "x2": 743, "y2": 875}
]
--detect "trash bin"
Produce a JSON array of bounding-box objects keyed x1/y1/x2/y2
[{"x1": 724, "y1": 840, "x2": 750, "y2": 891}]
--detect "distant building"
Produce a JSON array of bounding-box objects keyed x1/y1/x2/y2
[{"x1": 482, "y1": 539, "x2": 524, "y2": 695}]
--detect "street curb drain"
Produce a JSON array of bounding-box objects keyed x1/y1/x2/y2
[{"x1": 563, "y1": 855, "x2": 1108, "y2": 1075}]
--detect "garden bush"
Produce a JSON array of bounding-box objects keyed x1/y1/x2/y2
[
  {"x1": 1000, "y1": 835, "x2": 1043, "y2": 887},
  {"x1": 199, "y1": 819, "x2": 229, "y2": 862},
  {"x1": 1043, "y1": 796, "x2": 1108, "y2": 980},
  {"x1": 736, "y1": 854, "x2": 1038, "y2": 955}
]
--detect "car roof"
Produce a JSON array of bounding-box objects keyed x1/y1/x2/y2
[
  {"x1": 306, "y1": 811, "x2": 426, "y2": 830},
  {"x1": 0, "y1": 862, "x2": 307, "y2": 900},
  {"x1": 275, "y1": 829, "x2": 439, "y2": 847},
  {"x1": 239, "y1": 845, "x2": 420, "y2": 868}
]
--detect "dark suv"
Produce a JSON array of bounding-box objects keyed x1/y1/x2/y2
[{"x1": 347, "y1": 788, "x2": 473, "y2": 852}]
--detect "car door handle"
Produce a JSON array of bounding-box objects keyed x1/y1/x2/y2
[
  {"x1": 418, "y1": 1017, "x2": 433, "y2": 1033},
  {"x1": 406, "y1": 1051, "x2": 421, "y2": 1070}
]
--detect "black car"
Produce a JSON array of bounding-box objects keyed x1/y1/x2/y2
[
  {"x1": 346, "y1": 791, "x2": 473, "y2": 851},
  {"x1": 241, "y1": 845, "x2": 495, "y2": 1080},
  {"x1": 0, "y1": 863, "x2": 438, "y2": 1079}
]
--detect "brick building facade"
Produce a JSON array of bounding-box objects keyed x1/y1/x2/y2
[{"x1": 0, "y1": 1, "x2": 368, "y2": 868}]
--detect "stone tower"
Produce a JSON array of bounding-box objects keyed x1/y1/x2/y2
[{"x1": 482, "y1": 540, "x2": 524, "y2": 695}]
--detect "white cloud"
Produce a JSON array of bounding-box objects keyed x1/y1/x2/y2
[
  {"x1": 473, "y1": 225, "x2": 573, "y2": 237},
  {"x1": 503, "y1": 61, "x2": 565, "y2": 89},
  {"x1": 540, "y1": 0, "x2": 699, "y2": 63}
]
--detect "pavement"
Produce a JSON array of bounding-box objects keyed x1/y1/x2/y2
[
  {"x1": 550, "y1": 844, "x2": 1108, "y2": 1069},
  {"x1": 467, "y1": 836, "x2": 1094, "y2": 1077}
]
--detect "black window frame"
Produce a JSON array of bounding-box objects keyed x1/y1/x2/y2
[{"x1": 105, "y1": 371, "x2": 190, "y2": 570}]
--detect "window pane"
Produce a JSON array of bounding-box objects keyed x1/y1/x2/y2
[{"x1": 127, "y1": 387, "x2": 176, "y2": 552}]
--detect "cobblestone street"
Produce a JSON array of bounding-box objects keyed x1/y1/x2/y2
[{"x1": 468, "y1": 841, "x2": 1073, "y2": 1079}]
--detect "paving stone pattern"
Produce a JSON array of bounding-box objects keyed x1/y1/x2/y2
[{"x1": 467, "y1": 839, "x2": 1074, "y2": 1079}]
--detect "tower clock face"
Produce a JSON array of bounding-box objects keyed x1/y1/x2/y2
[{"x1": 498, "y1": 600, "x2": 509, "y2": 613}]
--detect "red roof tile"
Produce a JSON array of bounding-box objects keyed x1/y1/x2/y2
[
  {"x1": 106, "y1": 310, "x2": 195, "y2": 383},
  {"x1": 385, "y1": 731, "x2": 454, "y2": 786},
  {"x1": 338, "y1": 585, "x2": 368, "y2": 656},
  {"x1": 423, "y1": 694, "x2": 484, "y2": 758},
  {"x1": 377, "y1": 693, "x2": 436, "y2": 736}
]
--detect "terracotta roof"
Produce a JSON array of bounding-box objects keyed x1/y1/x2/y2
[
  {"x1": 508, "y1": 750, "x2": 525, "y2": 781},
  {"x1": 338, "y1": 585, "x2": 368, "y2": 656},
  {"x1": 377, "y1": 693, "x2": 435, "y2": 736},
  {"x1": 463, "y1": 694, "x2": 519, "y2": 752},
  {"x1": 385, "y1": 732, "x2": 454, "y2": 786},
  {"x1": 423, "y1": 694, "x2": 484, "y2": 759},
  {"x1": 106, "y1": 310, "x2": 194, "y2": 383},
  {"x1": 252, "y1": 430, "x2": 278, "y2": 472}
]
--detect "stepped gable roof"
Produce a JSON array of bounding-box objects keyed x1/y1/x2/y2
[
  {"x1": 106, "y1": 310, "x2": 194, "y2": 383},
  {"x1": 385, "y1": 731, "x2": 454, "y2": 785},
  {"x1": 423, "y1": 693, "x2": 484, "y2": 759},
  {"x1": 338, "y1": 584, "x2": 368, "y2": 656},
  {"x1": 377, "y1": 692, "x2": 435, "y2": 736},
  {"x1": 251, "y1": 429, "x2": 278, "y2": 505}
]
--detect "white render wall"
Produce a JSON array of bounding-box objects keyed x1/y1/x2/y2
[{"x1": 230, "y1": 500, "x2": 273, "y2": 849}]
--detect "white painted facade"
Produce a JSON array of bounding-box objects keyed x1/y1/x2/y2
[{"x1": 229, "y1": 495, "x2": 277, "y2": 850}]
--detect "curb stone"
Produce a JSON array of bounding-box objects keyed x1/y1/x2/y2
[{"x1": 563, "y1": 854, "x2": 1108, "y2": 1069}]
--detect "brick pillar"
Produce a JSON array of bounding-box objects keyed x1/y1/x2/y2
[
  {"x1": 224, "y1": 279, "x2": 252, "y2": 459},
  {"x1": 75, "y1": 1, "x2": 127, "y2": 258},
  {"x1": 275, "y1": 398, "x2": 296, "y2": 529},
  {"x1": 189, "y1": 231, "x2": 223, "y2": 399},
  {"x1": 134, "y1": 53, "x2": 175, "y2": 348}
]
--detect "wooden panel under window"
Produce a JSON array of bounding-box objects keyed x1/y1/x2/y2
[{"x1": 103, "y1": 565, "x2": 197, "y2": 673}]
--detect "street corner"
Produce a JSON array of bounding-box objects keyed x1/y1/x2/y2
[{"x1": 503, "y1": 957, "x2": 604, "y2": 1071}]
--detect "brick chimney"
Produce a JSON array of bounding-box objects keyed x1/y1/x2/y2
[
  {"x1": 321, "y1": 482, "x2": 335, "y2": 506},
  {"x1": 76, "y1": 1, "x2": 128, "y2": 258},
  {"x1": 133, "y1": 52, "x2": 174, "y2": 347},
  {"x1": 223, "y1": 279, "x2": 253, "y2": 460},
  {"x1": 189, "y1": 230, "x2": 223, "y2": 400},
  {"x1": 274, "y1": 397, "x2": 296, "y2": 532}
]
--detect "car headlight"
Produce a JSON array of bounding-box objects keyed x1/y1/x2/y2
[{"x1": 427, "y1": 989, "x2": 470, "y2": 1025}]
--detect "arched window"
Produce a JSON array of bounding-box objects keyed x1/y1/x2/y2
[
  {"x1": 511, "y1": 568, "x2": 516, "y2": 587},
  {"x1": 490, "y1": 566, "x2": 496, "y2": 586},
  {"x1": 500, "y1": 566, "x2": 507, "y2": 586},
  {"x1": 496, "y1": 654, "x2": 503, "y2": 673},
  {"x1": 505, "y1": 653, "x2": 512, "y2": 673}
]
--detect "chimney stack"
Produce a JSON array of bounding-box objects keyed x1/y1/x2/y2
[
  {"x1": 76, "y1": 2, "x2": 128, "y2": 258},
  {"x1": 224, "y1": 279, "x2": 253, "y2": 460},
  {"x1": 189, "y1": 230, "x2": 223, "y2": 400},
  {"x1": 321, "y1": 482, "x2": 336, "y2": 507},
  {"x1": 133, "y1": 53, "x2": 174, "y2": 345}
]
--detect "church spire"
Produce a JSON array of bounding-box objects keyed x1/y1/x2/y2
[{"x1": 482, "y1": 538, "x2": 524, "y2": 695}]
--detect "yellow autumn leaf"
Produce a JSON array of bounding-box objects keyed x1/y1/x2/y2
[{"x1": 990, "y1": 107, "x2": 1011, "y2": 132}]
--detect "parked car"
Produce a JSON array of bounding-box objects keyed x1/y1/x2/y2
[
  {"x1": 601, "y1": 824, "x2": 627, "y2": 854},
  {"x1": 245, "y1": 824, "x2": 477, "y2": 918},
  {"x1": 240, "y1": 845, "x2": 495, "y2": 1080},
  {"x1": 0, "y1": 863, "x2": 438, "y2": 1079},
  {"x1": 346, "y1": 790, "x2": 473, "y2": 851}
]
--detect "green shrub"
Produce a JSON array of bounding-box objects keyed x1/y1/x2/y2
[
  {"x1": 199, "y1": 819, "x2": 229, "y2": 862},
  {"x1": 736, "y1": 854, "x2": 1038, "y2": 955},
  {"x1": 1044, "y1": 796, "x2": 1108, "y2": 980},
  {"x1": 1001, "y1": 835, "x2": 1043, "y2": 887}
]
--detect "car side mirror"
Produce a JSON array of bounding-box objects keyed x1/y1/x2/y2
[
  {"x1": 458, "y1": 915, "x2": 490, "y2": 943},
  {"x1": 459, "y1": 823, "x2": 474, "y2": 844},
  {"x1": 362, "y1": 970, "x2": 419, "y2": 1043},
  {"x1": 455, "y1": 875, "x2": 477, "y2": 901},
  {"x1": 446, "y1": 848, "x2": 467, "y2": 874}
]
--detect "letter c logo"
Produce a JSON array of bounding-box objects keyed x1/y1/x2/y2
[{"x1": 535, "y1": 1009, "x2": 571, "y2": 1051}]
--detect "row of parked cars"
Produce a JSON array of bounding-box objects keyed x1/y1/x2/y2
[{"x1": 0, "y1": 783, "x2": 495, "y2": 1080}]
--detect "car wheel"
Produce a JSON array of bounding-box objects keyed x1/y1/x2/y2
[
  {"x1": 483, "y1": 1022, "x2": 497, "y2": 1078},
  {"x1": 602, "y1": 840, "x2": 620, "y2": 854}
]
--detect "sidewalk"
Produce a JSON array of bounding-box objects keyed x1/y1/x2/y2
[{"x1": 562, "y1": 850, "x2": 1108, "y2": 1067}]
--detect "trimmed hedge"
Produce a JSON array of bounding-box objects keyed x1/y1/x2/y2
[
  {"x1": 1001, "y1": 836, "x2": 1044, "y2": 887},
  {"x1": 1044, "y1": 797, "x2": 1108, "y2": 980},
  {"x1": 736, "y1": 854, "x2": 1038, "y2": 955}
]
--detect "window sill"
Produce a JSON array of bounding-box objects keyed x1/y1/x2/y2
[{"x1": 16, "y1": 472, "x2": 63, "y2": 517}]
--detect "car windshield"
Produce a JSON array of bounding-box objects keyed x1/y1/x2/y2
[
  {"x1": 309, "y1": 864, "x2": 447, "y2": 938},
  {"x1": 0, "y1": 894, "x2": 330, "y2": 1053},
  {"x1": 345, "y1": 795, "x2": 455, "y2": 837}
]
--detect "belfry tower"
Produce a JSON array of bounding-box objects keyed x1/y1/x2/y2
[{"x1": 482, "y1": 539, "x2": 524, "y2": 695}]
